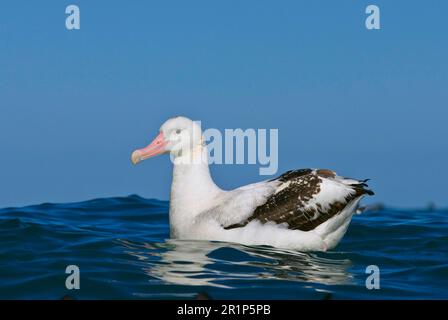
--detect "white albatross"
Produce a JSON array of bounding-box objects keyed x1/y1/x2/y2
[{"x1": 131, "y1": 116, "x2": 374, "y2": 251}]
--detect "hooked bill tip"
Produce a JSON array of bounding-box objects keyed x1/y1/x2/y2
[{"x1": 131, "y1": 150, "x2": 142, "y2": 165}]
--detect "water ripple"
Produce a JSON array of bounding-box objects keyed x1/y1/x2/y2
[{"x1": 0, "y1": 196, "x2": 447, "y2": 299}]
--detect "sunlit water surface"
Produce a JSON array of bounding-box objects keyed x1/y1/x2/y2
[{"x1": 0, "y1": 195, "x2": 447, "y2": 299}]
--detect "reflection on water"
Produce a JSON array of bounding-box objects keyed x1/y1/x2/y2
[
  {"x1": 2, "y1": 196, "x2": 447, "y2": 299},
  {"x1": 117, "y1": 239, "x2": 354, "y2": 289}
]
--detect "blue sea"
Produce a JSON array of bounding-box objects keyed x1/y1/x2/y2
[{"x1": 0, "y1": 195, "x2": 447, "y2": 300}]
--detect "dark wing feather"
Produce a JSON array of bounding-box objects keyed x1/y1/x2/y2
[{"x1": 224, "y1": 169, "x2": 374, "y2": 231}]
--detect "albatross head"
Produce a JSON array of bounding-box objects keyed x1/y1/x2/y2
[{"x1": 131, "y1": 116, "x2": 203, "y2": 165}]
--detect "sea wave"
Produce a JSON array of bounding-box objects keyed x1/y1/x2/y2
[{"x1": 0, "y1": 196, "x2": 447, "y2": 299}]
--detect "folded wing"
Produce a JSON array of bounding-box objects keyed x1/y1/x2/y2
[{"x1": 224, "y1": 169, "x2": 374, "y2": 231}]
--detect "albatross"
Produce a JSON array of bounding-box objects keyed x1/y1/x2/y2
[{"x1": 131, "y1": 116, "x2": 373, "y2": 251}]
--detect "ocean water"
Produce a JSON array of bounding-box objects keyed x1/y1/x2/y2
[{"x1": 0, "y1": 195, "x2": 447, "y2": 300}]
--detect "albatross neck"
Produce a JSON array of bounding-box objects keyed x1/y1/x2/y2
[{"x1": 169, "y1": 145, "x2": 223, "y2": 218}]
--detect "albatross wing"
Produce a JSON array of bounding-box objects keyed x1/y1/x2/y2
[{"x1": 224, "y1": 169, "x2": 374, "y2": 232}]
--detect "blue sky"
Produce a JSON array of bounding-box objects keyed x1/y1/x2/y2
[{"x1": 0, "y1": 1, "x2": 447, "y2": 207}]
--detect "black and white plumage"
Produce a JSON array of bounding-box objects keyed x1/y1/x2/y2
[
  {"x1": 132, "y1": 117, "x2": 374, "y2": 251},
  {"x1": 225, "y1": 169, "x2": 374, "y2": 232}
]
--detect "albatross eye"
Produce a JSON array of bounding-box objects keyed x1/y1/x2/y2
[{"x1": 175, "y1": 129, "x2": 181, "y2": 134}]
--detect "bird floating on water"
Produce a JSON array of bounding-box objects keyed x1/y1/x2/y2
[{"x1": 131, "y1": 116, "x2": 373, "y2": 251}]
